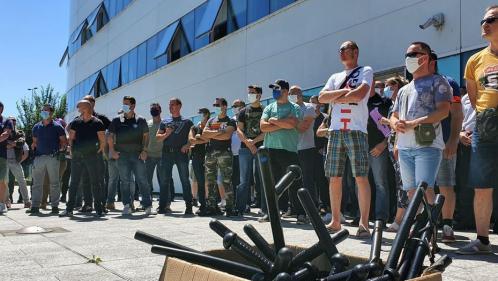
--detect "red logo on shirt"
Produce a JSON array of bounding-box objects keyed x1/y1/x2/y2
[{"x1": 340, "y1": 109, "x2": 351, "y2": 131}]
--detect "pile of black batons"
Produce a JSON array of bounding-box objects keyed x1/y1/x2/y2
[{"x1": 135, "y1": 148, "x2": 453, "y2": 281}]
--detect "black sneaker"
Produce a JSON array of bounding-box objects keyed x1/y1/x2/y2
[
  {"x1": 192, "y1": 198, "x2": 199, "y2": 207},
  {"x1": 80, "y1": 205, "x2": 93, "y2": 213},
  {"x1": 26, "y1": 207, "x2": 40, "y2": 214},
  {"x1": 296, "y1": 214, "x2": 310, "y2": 225},
  {"x1": 258, "y1": 214, "x2": 270, "y2": 223},
  {"x1": 95, "y1": 211, "x2": 105, "y2": 217},
  {"x1": 185, "y1": 205, "x2": 193, "y2": 215},
  {"x1": 59, "y1": 210, "x2": 73, "y2": 217},
  {"x1": 225, "y1": 209, "x2": 240, "y2": 218},
  {"x1": 51, "y1": 207, "x2": 60, "y2": 214}
]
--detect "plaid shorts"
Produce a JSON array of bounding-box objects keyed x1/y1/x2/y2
[{"x1": 324, "y1": 130, "x2": 369, "y2": 177}]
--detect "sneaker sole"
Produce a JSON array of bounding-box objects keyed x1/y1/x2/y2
[{"x1": 456, "y1": 250, "x2": 492, "y2": 255}]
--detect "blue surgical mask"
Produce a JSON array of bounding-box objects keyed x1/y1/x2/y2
[
  {"x1": 383, "y1": 86, "x2": 393, "y2": 99},
  {"x1": 122, "y1": 104, "x2": 131, "y2": 113},
  {"x1": 213, "y1": 107, "x2": 221, "y2": 115},
  {"x1": 272, "y1": 89, "x2": 282, "y2": 100},
  {"x1": 40, "y1": 111, "x2": 50, "y2": 120}
]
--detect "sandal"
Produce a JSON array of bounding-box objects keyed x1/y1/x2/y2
[
  {"x1": 355, "y1": 226, "x2": 371, "y2": 239},
  {"x1": 326, "y1": 225, "x2": 341, "y2": 234}
]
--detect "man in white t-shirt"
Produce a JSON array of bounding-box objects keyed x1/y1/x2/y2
[{"x1": 318, "y1": 41, "x2": 373, "y2": 238}]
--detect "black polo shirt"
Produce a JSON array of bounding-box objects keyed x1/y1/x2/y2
[
  {"x1": 109, "y1": 114, "x2": 148, "y2": 154},
  {"x1": 0, "y1": 116, "x2": 13, "y2": 158}
]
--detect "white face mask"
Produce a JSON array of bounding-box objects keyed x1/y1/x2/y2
[
  {"x1": 288, "y1": 95, "x2": 298, "y2": 103},
  {"x1": 405, "y1": 56, "x2": 422, "y2": 74},
  {"x1": 247, "y1": 94, "x2": 258, "y2": 104}
]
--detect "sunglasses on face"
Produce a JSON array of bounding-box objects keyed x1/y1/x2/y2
[
  {"x1": 481, "y1": 16, "x2": 498, "y2": 26},
  {"x1": 405, "y1": 51, "x2": 427, "y2": 58},
  {"x1": 339, "y1": 46, "x2": 353, "y2": 53}
]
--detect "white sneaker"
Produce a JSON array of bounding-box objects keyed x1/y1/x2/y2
[
  {"x1": 456, "y1": 239, "x2": 492, "y2": 255},
  {"x1": 441, "y1": 225, "x2": 456, "y2": 243},
  {"x1": 122, "y1": 204, "x2": 132, "y2": 215},
  {"x1": 218, "y1": 199, "x2": 226, "y2": 208},
  {"x1": 0, "y1": 203, "x2": 7, "y2": 214},
  {"x1": 145, "y1": 207, "x2": 157, "y2": 215}
]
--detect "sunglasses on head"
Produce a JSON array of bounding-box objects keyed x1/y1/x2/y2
[
  {"x1": 481, "y1": 16, "x2": 498, "y2": 26},
  {"x1": 405, "y1": 51, "x2": 427, "y2": 58}
]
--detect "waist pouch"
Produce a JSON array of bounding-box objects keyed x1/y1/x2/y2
[
  {"x1": 476, "y1": 108, "x2": 498, "y2": 143},
  {"x1": 414, "y1": 124, "x2": 436, "y2": 146}
]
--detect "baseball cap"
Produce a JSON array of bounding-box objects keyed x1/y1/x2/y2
[{"x1": 269, "y1": 79, "x2": 290, "y2": 90}]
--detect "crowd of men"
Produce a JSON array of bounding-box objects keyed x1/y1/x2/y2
[{"x1": 0, "y1": 5, "x2": 497, "y2": 256}]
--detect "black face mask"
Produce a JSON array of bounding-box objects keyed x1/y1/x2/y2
[{"x1": 150, "y1": 108, "x2": 160, "y2": 117}]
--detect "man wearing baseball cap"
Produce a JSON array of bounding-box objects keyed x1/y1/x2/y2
[{"x1": 260, "y1": 80, "x2": 307, "y2": 224}]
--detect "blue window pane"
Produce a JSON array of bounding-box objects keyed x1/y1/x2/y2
[
  {"x1": 146, "y1": 35, "x2": 158, "y2": 74},
  {"x1": 121, "y1": 52, "x2": 129, "y2": 85},
  {"x1": 438, "y1": 55, "x2": 460, "y2": 84},
  {"x1": 230, "y1": 0, "x2": 247, "y2": 29},
  {"x1": 181, "y1": 11, "x2": 195, "y2": 51},
  {"x1": 248, "y1": 0, "x2": 269, "y2": 23},
  {"x1": 123, "y1": 0, "x2": 131, "y2": 8},
  {"x1": 113, "y1": 59, "x2": 121, "y2": 89},
  {"x1": 115, "y1": 0, "x2": 124, "y2": 15},
  {"x1": 154, "y1": 21, "x2": 180, "y2": 58},
  {"x1": 137, "y1": 42, "x2": 147, "y2": 78},
  {"x1": 195, "y1": 33, "x2": 209, "y2": 50},
  {"x1": 270, "y1": 0, "x2": 294, "y2": 12},
  {"x1": 106, "y1": 0, "x2": 117, "y2": 19},
  {"x1": 128, "y1": 47, "x2": 138, "y2": 82},
  {"x1": 195, "y1": 0, "x2": 223, "y2": 37}
]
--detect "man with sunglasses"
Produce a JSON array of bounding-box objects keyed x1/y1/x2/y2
[
  {"x1": 457, "y1": 6, "x2": 498, "y2": 255},
  {"x1": 318, "y1": 41, "x2": 373, "y2": 237},
  {"x1": 390, "y1": 42, "x2": 451, "y2": 210},
  {"x1": 203, "y1": 98, "x2": 237, "y2": 217}
]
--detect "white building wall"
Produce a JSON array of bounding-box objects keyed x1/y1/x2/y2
[{"x1": 67, "y1": 0, "x2": 493, "y2": 119}]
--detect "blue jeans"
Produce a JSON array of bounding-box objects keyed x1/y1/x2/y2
[
  {"x1": 106, "y1": 159, "x2": 120, "y2": 203},
  {"x1": 398, "y1": 147, "x2": 442, "y2": 190},
  {"x1": 146, "y1": 157, "x2": 165, "y2": 195},
  {"x1": 160, "y1": 151, "x2": 192, "y2": 209},
  {"x1": 117, "y1": 153, "x2": 152, "y2": 207},
  {"x1": 368, "y1": 149, "x2": 390, "y2": 220},
  {"x1": 236, "y1": 148, "x2": 260, "y2": 213}
]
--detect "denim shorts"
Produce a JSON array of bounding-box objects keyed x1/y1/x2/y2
[
  {"x1": 469, "y1": 125, "x2": 498, "y2": 189},
  {"x1": 0, "y1": 157, "x2": 7, "y2": 182},
  {"x1": 398, "y1": 147, "x2": 442, "y2": 190},
  {"x1": 436, "y1": 155, "x2": 456, "y2": 187}
]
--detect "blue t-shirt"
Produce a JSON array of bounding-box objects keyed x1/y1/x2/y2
[
  {"x1": 440, "y1": 75, "x2": 461, "y2": 143},
  {"x1": 159, "y1": 116, "x2": 193, "y2": 149},
  {"x1": 0, "y1": 117, "x2": 14, "y2": 158},
  {"x1": 393, "y1": 74, "x2": 452, "y2": 150},
  {"x1": 32, "y1": 121, "x2": 66, "y2": 156}
]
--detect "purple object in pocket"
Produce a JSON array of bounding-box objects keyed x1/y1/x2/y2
[{"x1": 370, "y1": 107, "x2": 391, "y2": 137}]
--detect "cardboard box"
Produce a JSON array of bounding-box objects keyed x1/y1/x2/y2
[{"x1": 159, "y1": 247, "x2": 442, "y2": 281}]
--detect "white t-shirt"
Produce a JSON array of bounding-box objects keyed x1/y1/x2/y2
[
  {"x1": 297, "y1": 102, "x2": 316, "y2": 150},
  {"x1": 322, "y1": 66, "x2": 373, "y2": 133}
]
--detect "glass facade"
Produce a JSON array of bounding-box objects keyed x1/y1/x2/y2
[{"x1": 66, "y1": 0, "x2": 299, "y2": 111}]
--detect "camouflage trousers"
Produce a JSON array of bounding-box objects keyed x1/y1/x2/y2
[{"x1": 205, "y1": 149, "x2": 234, "y2": 210}]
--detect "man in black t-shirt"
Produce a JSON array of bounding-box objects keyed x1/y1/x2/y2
[
  {"x1": 203, "y1": 98, "x2": 237, "y2": 216},
  {"x1": 156, "y1": 98, "x2": 193, "y2": 214},
  {"x1": 189, "y1": 108, "x2": 210, "y2": 215},
  {"x1": 108, "y1": 96, "x2": 154, "y2": 216},
  {"x1": 367, "y1": 88, "x2": 392, "y2": 223},
  {"x1": 60, "y1": 100, "x2": 105, "y2": 217},
  {"x1": 236, "y1": 85, "x2": 265, "y2": 216},
  {"x1": 310, "y1": 95, "x2": 329, "y2": 212}
]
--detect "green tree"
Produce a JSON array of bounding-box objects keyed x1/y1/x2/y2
[{"x1": 16, "y1": 84, "x2": 67, "y2": 145}]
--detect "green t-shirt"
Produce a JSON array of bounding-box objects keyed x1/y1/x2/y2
[
  {"x1": 147, "y1": 120, "x2": 163, "y2": 158},
  {"x1": 261, "y1": 101, "x2": 302, "y2": 153}
]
